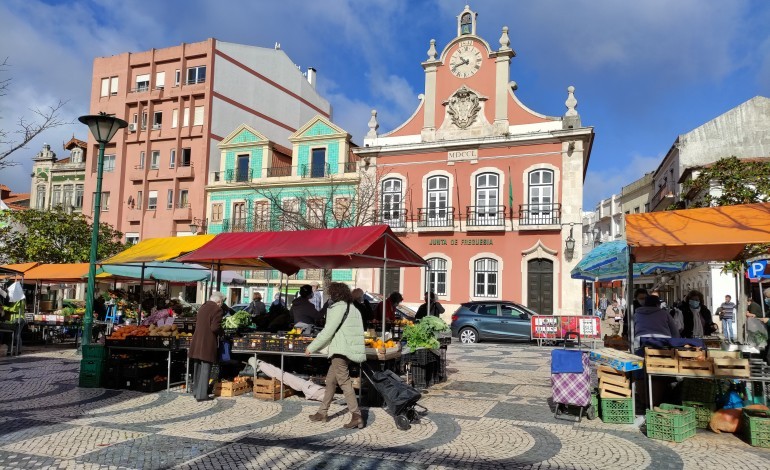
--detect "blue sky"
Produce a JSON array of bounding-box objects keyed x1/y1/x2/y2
[{"x1": 1, "y1": 0, "x2": 769, "y2": 210}]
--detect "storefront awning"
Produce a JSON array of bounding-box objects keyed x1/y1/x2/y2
[
  {"x1": 0, "y1": 262, "x2": 40, "y2": 276},
  {"x1": 100, "y1": 235, "x2": 215, "y2": 265},
  {"x1": 626, "y1": 202, "x2": 770, "y2": 262},
  {"x1": 177, "y1": 225, "x2": 427, "y2": 274},
  {"x1": 23, "y1": 263, "x2": 91, "y2": 283}
]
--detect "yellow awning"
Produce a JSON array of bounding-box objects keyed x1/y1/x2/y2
[{"x1": 100, "y1": 235, "x2": 215, "y2": 265}]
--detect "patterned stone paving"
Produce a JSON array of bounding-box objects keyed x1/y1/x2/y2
[{"x1": 1, "y1": 343, "x2": 769, "y2": 469}]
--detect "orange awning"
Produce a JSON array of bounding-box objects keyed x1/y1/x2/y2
[
  {"x1": 22, "y1": 263, "x2": 91, "y2": 282},
  {"x1": 626, "y1": 202, "x2": 770, "y2": 262},
  {"x1": 0, "y1": 262, "x2": 40, "y2": 274}
]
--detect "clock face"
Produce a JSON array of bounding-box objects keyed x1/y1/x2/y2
[{"x1": 450, "y1": 44, "x2": 482, "y2": 78}]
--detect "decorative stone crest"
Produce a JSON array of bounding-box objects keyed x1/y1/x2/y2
[{"x1": 445, "y1": 86, "x2": 481, "y2": 130}]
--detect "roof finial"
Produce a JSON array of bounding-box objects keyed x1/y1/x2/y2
[
  {"x1": 499, "y1": 26, "x2": 511, "y2": 51},
  {"x1": 427, "y1": 39, "x2": 437, "y2": 61},
  {"x1": 565, "y1": 86, "x2": 578, "y2": 117},
  {"x1": 366, "y1": 110, "x2": 379, "y2": 139}
]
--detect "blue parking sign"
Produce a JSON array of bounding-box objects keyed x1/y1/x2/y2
[{"x1": 748, "y1": 260, "x2": 768, "y2": 279}]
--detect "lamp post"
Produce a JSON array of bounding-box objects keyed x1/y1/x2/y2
[
  {"x1": 564, "y1": 224, "x2": 575, "y2": 258},
  {"x1": 79, "y1": 113, "x2": 128, "y2": 346},
  {"x1": 189, "y1": 217, "x2": 207, "y2": 235}
]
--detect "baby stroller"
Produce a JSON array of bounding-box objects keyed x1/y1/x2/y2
[
  {"x1": 551, "y1": 332, "x2": 595, "y2": 422},
  {"x1": 360, "y1": 363, "x2": 426, "y2": 430}
]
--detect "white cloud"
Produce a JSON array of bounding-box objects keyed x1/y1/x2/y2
[{"x1": 583, "y1": 154, "x2": 661, "y2": 210}]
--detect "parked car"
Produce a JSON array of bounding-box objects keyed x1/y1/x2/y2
[{"x1": 450, "y1": 301, "x2": 537, "y2": 343}]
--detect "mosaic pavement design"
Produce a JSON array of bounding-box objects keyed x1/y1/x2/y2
[{"x1": 1, "y1": 344, "x2": 769, "y2": 469}]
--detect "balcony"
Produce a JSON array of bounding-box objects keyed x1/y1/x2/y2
[
  {"x1": 377, "y1": 209, "x2": 408, "y2": 231},
  {"x1": 176, "y1": 163, "x2": 194, "y2": 179},
  {"x1": 129, "y1": 165, "x2": 146, "y2": 181},
  {"x1": 224, "y1": 168, "x2": 257, "y2": 183},
  {"x1": 416, "y1": 207, "x2": 455, "y2": 231},
  {"x1": 466, "y1": 205, "x2": 506, "y2": 231},
  {"x1": 126, "y1": 209, "x2": 142, "y2": 222},
  {"x1": 266, "y1": 166, "x2": 292, "y2": 178},
  {"x1": 172, "y1": 203, "x2": 192, "y2": 221},
  {"x1": 650, "y1": 182, "x2": 675, "y2": 211},
  {"x1": 300, "y1": 163, "x2": 331, "y2": 178},
  {"x1": 343, "y1": 161, "x2": 358, "y2": 173},
  {"x1": 518, "y1": 204, "x2": 561, "y2": 229},
  {"x1": 222, "y1": 217, "x2": 253, "y2": 233}
]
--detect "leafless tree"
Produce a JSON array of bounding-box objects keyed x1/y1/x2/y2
[{"x1": 0, "y1": 58, "x2": 69, "y2": 171}]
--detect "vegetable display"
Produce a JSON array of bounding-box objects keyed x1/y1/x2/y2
[
  {"x1": 222, "y1": 310, "x2": 251, "y2": 330},
  {"x1": 402, "y1": 316, "x2": 450, "y2": 350}
]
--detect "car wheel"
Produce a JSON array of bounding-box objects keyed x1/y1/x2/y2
[{"x1": 458, "y1": 327, "x2": 479, "y2": 344}]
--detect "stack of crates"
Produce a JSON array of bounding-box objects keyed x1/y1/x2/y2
[
  {"x1": 646, "y1": 404, "x2": 697, "y2": 443},
  {"x1": 681, "y1": 378, "x2": 718, "y2": 429},
  {"x1": 79, "y1": 344, "x2": 107, "y2": 388},
  {"x1": 743, "y1": 408, "x2": 770, "y2": 448}
]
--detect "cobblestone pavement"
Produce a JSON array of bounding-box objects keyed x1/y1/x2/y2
[{"x1": 1, "y1": 343, "x2": 769, "y2": 469}]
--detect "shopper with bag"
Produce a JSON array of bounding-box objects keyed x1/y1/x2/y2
[
  {"x1": 189, "y1": 291, "x2": 224, "y2": 402},
  {"x1": 305, "y1": 282, "x2": 365, "y2": 429}
]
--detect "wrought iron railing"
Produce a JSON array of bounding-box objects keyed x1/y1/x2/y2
[
  {"x1": 300, "y1": 163, "x2": 331, "y2": 178},
  {"x1": 466, "y1": 205, "x2": 506, "y2": 226},
  {"x1": 518, "y1": 203, "x2": 561, "y2": 225},
  {"x1": 651, "y1": 182, "x2": 675, "y2": 209},
  {"x1": 266, "y1": 166, "x2": 292, "y2": 178},
  {"x1": 343, "y1": 161, "x2": 358, "y2": 173},
  {"x1": 222, "y1": 217, "x2": 252, "y2": 233},
  {"x1": 225, "y1": 168, "x2": 255, "y2": 183},
  {"x1": 416, "y1": 207, "x2": 455, "y2": 228},
  {"x1": 378, "y1": 209, "x2": 408, "y2": 228}
]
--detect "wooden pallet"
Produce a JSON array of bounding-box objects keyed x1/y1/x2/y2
[
  {"x1": 713, "y1": 358, "x2": 750, "y2": 378},
  {"x1": 213, "y1": 379, "x2": 252, "y2": 397},
  {"x1": 678, "y1": 360, "x2": 713, "y2": 376}
]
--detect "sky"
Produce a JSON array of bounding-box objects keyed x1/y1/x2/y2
[{"x1": 1, "y1": 0, "x2": 769, "y2": 210}]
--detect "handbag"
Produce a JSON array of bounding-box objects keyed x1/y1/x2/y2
[{"x1": 318, "y1": 302, "x2": 351, "y2": 355}]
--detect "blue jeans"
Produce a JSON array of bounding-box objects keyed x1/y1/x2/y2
[{"x1": 722, "y1": 318, "x2": 735, "y2": 341}]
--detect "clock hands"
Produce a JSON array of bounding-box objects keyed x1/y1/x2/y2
[{"x1": 451, "y1": 58, "x2": 470, "y2": 72}]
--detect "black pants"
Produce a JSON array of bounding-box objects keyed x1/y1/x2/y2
[{"x1": 192, "y1": 360, "x2": 213, "y2": 400}]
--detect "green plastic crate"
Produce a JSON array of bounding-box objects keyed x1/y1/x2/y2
[
  {"x1": 591, "y1": 389, "x2": 600, "y2": 414},
  {"x1": 78, "y1": 372, "x2": 103, "y2": 388},
  {"x1": 682, "y1": 400, "x2": 716, "y2": 429},
  {"x1": 681, "y1": 378, "x2": 717, "y2": 404},
  {"x1": 81, "y1": 344, "x2": 107, "y2": 360},
  {"x1": 646, "y1": 404, "x2": 696, "y2": 443},
  {"x1": 80, "y1": 359, "x2": 105, "y2": 377},
  {"x1": 743, "y1": 409, "x2": 770, "y2": 448},
  {"x1": 601, "y1": 397, "x2": 634, "y2": 424}
]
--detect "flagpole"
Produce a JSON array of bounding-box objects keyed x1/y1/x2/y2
[
  {"x1": 508, "y1": 166, "x2": 514, "y2": 230},
  {"x1": 454, "y1": 169, "x2": 462, "y2": 231}
]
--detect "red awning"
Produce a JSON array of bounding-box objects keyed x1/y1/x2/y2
[{"x1": 177, "y1": 225, "x2": 427, "y2": 274}]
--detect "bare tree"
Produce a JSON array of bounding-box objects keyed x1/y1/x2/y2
[{"x1": 0, "y1": 58, "x2": 69, "y2": 171}]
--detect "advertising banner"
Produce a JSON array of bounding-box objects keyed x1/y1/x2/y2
[
  {"x1": 531, "y1": 316, "x2": 560, "y2": 339},
  {"x1": 531, "y1": 315, "x2": 601, "y2": 342}
]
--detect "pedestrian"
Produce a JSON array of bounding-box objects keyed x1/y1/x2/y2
[
  {"x1": 584, "y1": 293, "x2": 594, "y2": 316},
  {"x1": 598, "y1": 294, "x2": 608, "y2": 320},
  {"x1": 633, "y1": 295, "x2": 680, "y2": 349},
  {"x1": 311, "y1": 282, "x2": 324, "y2": 311},
  {"x1": 745, "y1": 294, "x2": 765, "y2": 321},
  {"x1": 351, "y1": 288, "x2": 373, "y2": 328},
  {"x1": 376, "y1": 291, "x2": 403, "y2": 324},
  {"x1": 717, "y1": 294, "x2": 737, "y2": 343},
  {"x1": 291, "y1": 284, "x2": 321, "y2": 335},
  {"x1": 680, "y1": 290, "x2": 717, "y2": 338},
  {"x1": 305, "y1": 282, "x2": 365, "y2": 429},
  {"x1": 189, "y1": 291, "x2": 224, "y2": 402},
  {"x1": 246, "y1": 291, "x2": 266, "y2": 319},
  {"x1": 416, "y1": 292, "x2": 445, "y2": 320}
]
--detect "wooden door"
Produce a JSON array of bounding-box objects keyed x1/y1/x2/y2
[{"x1": 527, "y1": 259, "x2": 554, "y2": 315}]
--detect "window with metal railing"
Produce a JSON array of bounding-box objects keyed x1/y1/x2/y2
[
  {"x1": 518, "y1": 203, "x2": 561, "y2": 225},
  {"x1": 417, "y1": 206, "x2": 454, "y2": 227},
  {"x1": 466, "y1": 205, "x2": 505, "y2": 226}
]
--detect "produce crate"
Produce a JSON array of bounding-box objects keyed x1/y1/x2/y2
[
  {"x1": 177, "y1": 337, "x2": 191, "y2": 349},
  {"x1": 678, "y1": 359, "x2": 713, "y2": 376},
  {"x1": 589, "y1": 348, "x2": 644, "y2": 372},
  {"x1": 122, "y1": 362, "x2": 161, "y2": 378},
  {"x1": 600, "y1": 397, "x2": 634, "y2": 424},
  {"x1": 410, "y1": 348, "x2": 440, "y2": 365},
  {"x1": 411, "y1": 362, "x2": 438, "y2": 389},
  {"x1": 437, "y1": 346, "x2": 448, "y2": 382},
  {"x1": 214, "y1": 379, "x2": 252, "y2": 397},
  {"x1": 141, "y1": 336, "x2": 178, "y2": 349},
  {"x1": 743, "y1": 409, "x2": 770, "y2": 448},
  {"x1": 262, "y1": 337, "x2": 284, "y2": 352},
  {"x1": 78, "y1": 372, "x2": 103, "y2": 388},
  {"x1": 676, "y1": 349, "x2": 706, "y2": 361},
  {"x1": 81, "y1": 344, "x2": 107, "y2": 360},
  {"x1": 599, "y1": 383, "x2": 632, "y2": 399},
  {"x1": 682, "y1": 400, "x2": 716, "y2": 429},
  {"x1": 253, "y1": 378, "x2": 293, "y2": 400},
  {"x1": 646, "y1": 404, "x2": 696, "y2": 443},
  {"x1": 597, "y1": 365, "x2": 629, "y2": 388},
  {"x1": 707, "y1": 349, "x2": 741, "y2": 360},
  {"x1": 285, "y1": 338, "x2": 313, "y2": 352},
  {"x1": 713, "y1": 358, "x2": 750, "y2": 378},
  {"x1": 681, "y1": 378, "x2": 718, "y2": 404},
  {"x1": 134, "y1": 377, "x2": 167, "y2": 393},
  {"x1": 80, "y1": 358, "x2": 105, "y2": 377},
  {"x1": 645, "y1": 348, "x2": 678, "y2": 374}
]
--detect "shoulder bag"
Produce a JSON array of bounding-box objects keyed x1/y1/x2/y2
[{"x1": 318, "y1": 302, "x2": 351, "y2": 355}]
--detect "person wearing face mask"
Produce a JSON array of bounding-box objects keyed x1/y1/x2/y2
[
  {"x1": 680, "y1": 290, "x2": 717, "y2": 338},
  {"x1": 375, "y1": 291, "x2": 403, "y2": 324}
]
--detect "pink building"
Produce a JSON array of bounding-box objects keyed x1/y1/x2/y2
[
  {"x1": 355, "y1": 6, "x2": 594, "y2": 315},
  {"x1": 84, "y1": 39, "x2": 330, "y2": 242}
]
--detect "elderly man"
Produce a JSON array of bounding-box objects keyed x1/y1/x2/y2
[
  {"x1": 189, "y1": 292, "x2": 224, "y2": 401},
  {"x1": 311, "y1": 282, "x2": 324, "y2": 311}
]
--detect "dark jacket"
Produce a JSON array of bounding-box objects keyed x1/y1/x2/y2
[
  {"x1": 634, "y1": 306, "x2": 681, "y2": 339},
  {"x1": 291, "y1": 297, "x2": 320, "y2": 325},
  {"x1": 246, "y1": 299, "x2": 267, "y2": 317},
  {"x1": 189, "y1": 301, "x2": 223, "y2": 363},
  {"x1": 681, "y1": 304, "x2": 716, "y2": 338},
  {"x1": 416, "y1": 301, "x2": 445, "y2": 320},
  {"x1": 353, "y1": 299, "x2": 373, "y2": 327}
]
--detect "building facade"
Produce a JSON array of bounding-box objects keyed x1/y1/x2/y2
[
  {"x1": 83, "y1": 39, "x2": 331, "y2": 244},
  {"x1": 204, "y1": 117, "x2": 368, "y2": 305},
  {"x1": 354, "y1": 6, "x2": 594, "y2": 315},
  {"x1": 29, "y1": 139, "x2": 87, "y2": 212}
]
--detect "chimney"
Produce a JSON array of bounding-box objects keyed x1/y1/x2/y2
[{"x1": 307, "y1": 67, "x2": 316, "y2": 88}]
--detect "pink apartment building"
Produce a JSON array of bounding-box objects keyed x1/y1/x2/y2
[{"x1": 84, "y1": 39, "x2": 330, "y2": 242}]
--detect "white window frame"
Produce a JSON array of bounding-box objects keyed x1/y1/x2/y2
[
  {"x1": 171, "y1": 109, "x2": 178, "y2": 128},
  {"x1": 473, "y1": 257, "x2": 499, "y2": 298},
  {"x1": 51, "y1": 186, "x2": 62, "y2": 207},
  {"x1": 155, "y1": 71, "x2": 165, "y2": 89},
  {"x1": 426, "y1": 175, "x2": 449, "y2": 225},
  {"x1": 474, "y1": 172, "x2": 500, "y2": 223},
  {"x1": 141, "y1": 111, "x2": 148, "y2": 130},
  {"x1": 74, "y1": 185, "x2": 84, "y2": 208},
  {"x1": 166, "y1": 189, "x2": 173, "y2": 209},
  {"x1": 152, "y1": 111, "x2": 162, "y2": 130},
  {"x1": 182, "y1": 107, "x2": 190, "y2": 127},
  {"x1": 181, "y1": 148, "x2": 191, "y2": 167},
  {"x1": 147, "y1": 190, "x2": 158, "y2": 210},
  {"x1": 100, "y1": 78, "x2": 110, "y2": 97},
  {"x1": 381, "y1": 178, "x2": 404, "y2": 227},
  {"x1": 178, "y1": 189, "x2": 189, "y2": 208},
  {"x1": 169, "y1": 149, "x2": 176, "y2": 168},
  {"x1": 138, "y1": 151, "x2": 145, "y2": 169},
  {"x1": 150, "y1": 150, "x2": 160, "y2": 169},
  {"x1": 109, "y1": 76, "x2": 119, "y2": 95},
  {"x1": 125, "y1": 233, "x2": 140, "y2": 245},
  {"x1": 103, "y1": 154, "x2": 116, "y2": 172},
  {"x1": 174, "y1": 69, "x2": 181, "y2": 86},
  {"x1": 136, "y1": 190, "x2": 143, "y2": 210},
  {"x1": 211, "y1": 202, "x2": 224, "y2": 223},
  {"x1": 193, "y1": 106, "x2": 204, "y2": 126},
  {"x1": 186, "y1": 65, "x2": 206, "y2": 84},
  {"x1": 427, "y1": 257, "x2": 448, "y2": 296},
  {"x1": 135, "y1": 73, "x2": 150, "y2": 92}
]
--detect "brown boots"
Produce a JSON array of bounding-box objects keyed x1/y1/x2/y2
[
  {"x1": 343, "y1": 412, "x2": 364, "y2": 429},
  {"x1": 308, "y1": 412, "x2": 328, "y2": 422}
]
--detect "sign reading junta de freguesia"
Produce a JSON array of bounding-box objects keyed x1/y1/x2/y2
[{"x1": 429, "y1": 238, "x2": 494, "y2": 246}]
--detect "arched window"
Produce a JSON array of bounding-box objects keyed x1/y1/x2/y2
[
  {"x1": 474, "y1": 258, "x2": 498, "y2": 297},
  {"x1": 474, "y1": 172, "x2": 500, "y2": 224},
  {"x1": 427, "y1": 258, "x2": 447, "y2": 296},
  {"x1": 424, "y1": 175, "x2": 449, "y2": 227},
  {"x1": 36, "y1": 185, "x2": 46, "y2": 209},
  {"x1": 381, "y1": 178, "x2": 403, "y2": 227},
  {"x1": 460, "y1": 12, "x2": 472, "y2": 34},
  {"x1": 526, "y1": 169, "x2": 554, "y2": 224}
]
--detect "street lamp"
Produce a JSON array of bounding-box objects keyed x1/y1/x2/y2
[
  {"x1": 592, "y1": 227, "x2": 601, "y2": 248},
  {"x1": 189, "y1": 218, "x2": 207, "y2": 235},
  {"x1": 79, "y1": 112, "x2": 128, "y2": 346},
  {"x1": 564, "y1": 224, "x2": 575, "y2": 257}
]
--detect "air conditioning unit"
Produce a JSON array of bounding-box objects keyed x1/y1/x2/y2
[{"x1": 128, "y1": 123, "x2": 137, "y2": 132}]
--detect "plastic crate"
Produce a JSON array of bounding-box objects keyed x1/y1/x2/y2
[
  {"x1": 141, "y1": 336, "x2": 178, "y2": 349},
  {"x1": 743, "y1": 409, "x2": 770, "y2": 448},
  {"x1": 600, "y1": 397, "x2": 634, "y2": 424},
  {"x1": 80, "y1": 358, "x2": 105, "y2": 377},
  {"x1": 411, "y1": 362, "x2": 438, "y2": 389},
  {"x1": 591, "y1": 389, "x2": 600, "y2": 414},
  {"x1": 681, "y1": 378, "x2": 717, "y2": 404},
  {"x1": 646, "y1": 404, "x2": 696, "y2": 443},
  {"x1": 437, "y1": 347, "x2": 448, "y2": 382},
  {"x1": 682, "y1": 400, "x2": 716, "y2": 429},
  {"x1": 411, "y1": 348, "x2": 440, "y2": 366},
  {"x1": 78, "y1": 372, "x2": 103, "y2": 388},
  {"x1": 81, "y1": 344, "x2": 107, "y2": 360}
]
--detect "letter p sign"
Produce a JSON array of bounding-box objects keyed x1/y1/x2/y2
[{"x1": 748, "y1": 260, "x2": 767, "y2": 279}]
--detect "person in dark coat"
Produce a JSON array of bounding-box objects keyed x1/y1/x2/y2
[
  {"x1": 680, "y1": 290, "x2": 717, "y2": 338},
  {"x1": 291, "y1": 285, "x2": 321, "y2": 334},
  {"x1": 351, "y1": 288, "x2": 373, "y2": 328},
  {"x1": 189, "y1": 292, "x2": 224, "y2": 401},
  {"x1": 416, "y1": 291, "x2": 445, "y2": 320}
]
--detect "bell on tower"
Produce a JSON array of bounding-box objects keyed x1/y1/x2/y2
[{"x1": 457, "y1": 5, "x2": 477, "y2": 36}]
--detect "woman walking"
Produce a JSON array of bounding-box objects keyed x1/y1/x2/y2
[{"x1": 305, "y1": 282, "x2": 365, "y2": 428}]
